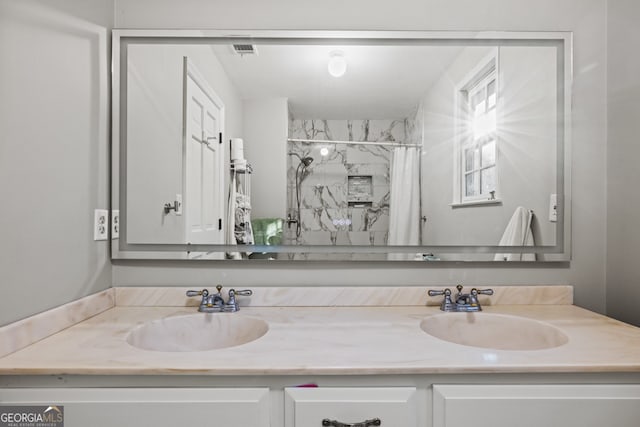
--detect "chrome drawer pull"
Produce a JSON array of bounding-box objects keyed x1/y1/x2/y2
[{"x1": 322, "y1": 418, "x2": 381, "y2": 427}]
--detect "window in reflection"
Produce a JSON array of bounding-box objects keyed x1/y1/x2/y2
[{"x1": 458, "y1": 54, "x2": 498, "y2": 204}]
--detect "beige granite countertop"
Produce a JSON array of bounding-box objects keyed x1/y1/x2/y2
[{"x1": 1, "y1": 303, "x2": 640, "y2": 375}]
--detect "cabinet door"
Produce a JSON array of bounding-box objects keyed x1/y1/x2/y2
[
  {"x1": 285, "y1": 387, "x2": 417, "y2": 427},
  {"x1": 433, "y1": 384, "x2": 640, "y2": 427},
  {"x1": 0, "y1": 388, "x2": 270, "y2": 427}
]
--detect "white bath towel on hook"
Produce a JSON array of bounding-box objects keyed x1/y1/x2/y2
[{"x1": 494, "y1": 206, "x2": 536, "y2": 261}]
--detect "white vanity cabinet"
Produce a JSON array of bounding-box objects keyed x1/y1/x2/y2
[
  {"x1": 4, "y1": 381, "x2": 640, "y2": 427},
  {"x1": 0, "y1": 388, "x2": 270, "y2": 427},
  {"x1": 284, "y1": 387, "x2": 418, "y2": 427},
  {"x1": 432, "y1": 384, "x2": 640, "y2": 427}
]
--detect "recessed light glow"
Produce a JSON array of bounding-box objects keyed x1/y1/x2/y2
[
  {"x1": 328, "y1": 51, "x2": 347, "y2": 78},
  {"x1": 320, "y1": 147, "x2": 330, "y2": 156}
]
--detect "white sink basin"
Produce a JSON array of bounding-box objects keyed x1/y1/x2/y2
[
  {"x1": 127, "y1": 313, "x2": 268, "y2": 352},
  {"x1": 420, "y1": 313, "x2": 568, "y2": 351}
]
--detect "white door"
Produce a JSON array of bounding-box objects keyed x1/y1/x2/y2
[{"x1": 184, "y1": 59, "x2": 225, "y2": 250}]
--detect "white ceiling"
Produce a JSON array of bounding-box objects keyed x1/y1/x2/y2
[{"x1": 211, "y1": 44, "x2": 464, "y2": 120}]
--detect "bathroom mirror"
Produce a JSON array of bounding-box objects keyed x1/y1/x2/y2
[{"x1": 112, "y1": 30, "x2": 571, "y2": 261}]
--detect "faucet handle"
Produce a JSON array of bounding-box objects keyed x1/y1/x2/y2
[
  {"x1": 227, "y1": 289, "x2": 253, "y2": 302},
  {"x1": 474, "y1": 288, "x2": 494, "y2": 295},
  {"x1": 186, "y1": 289, "x2": 209, "y2": 297},
  {"x1": 427, "y1": 288, "x2": 451, "y2": 297},
  {"x1": 226, "y1": 289, "x2": 253, "y2": 312},
  {"x1": 428, "y1": 288, "x2": 457, "y2": 311}
]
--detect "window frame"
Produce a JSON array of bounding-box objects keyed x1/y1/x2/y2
[{"x1": 452, "y1": 49, "x2": 502, "y2": 208}]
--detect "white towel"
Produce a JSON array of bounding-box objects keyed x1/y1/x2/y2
[
  {"x1": 494, "y1": 206, "x2": 536, "y2": 261},
  {"x1": 225, "y1": 174, "x2": 242, "y2": 259}
]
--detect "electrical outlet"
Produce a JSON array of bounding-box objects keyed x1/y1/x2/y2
[
  {"x1": 94, "y1": 209, "x2": 109, "y2": 241},
  {"x1": 111, "y1": 210, "x2": 120, "y2": 239}
]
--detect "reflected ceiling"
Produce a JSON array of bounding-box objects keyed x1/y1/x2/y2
[{"x1": 211, "y1": 44, "x2": 464, "y2": 119}]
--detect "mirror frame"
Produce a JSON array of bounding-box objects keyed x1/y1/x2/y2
[{"x1": 111, "y1": 29, "x2": 572, "y2": 262}]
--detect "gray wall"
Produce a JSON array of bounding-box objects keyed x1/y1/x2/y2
[
  {"x1": 125, "y1": 44, "x2": 244, "y2": 244},
  {"x1": 242, "y1": 98, "x2": 289, "y2": 220},
  {"x1": 606, "y1": 0, "x2": 640, "y2": 326},
  {"x1": 0, "y1": 0, "x2": 623, "y2": 327},
  {"x1": 0, "y1": 0, "x2": 113, "y2": 326},
  {"x1": 422, "y1": 45, "x2": 557, "y2": 251},
  {"x1": 112, "y1": 0, "x2": 609, "y2": 314}
]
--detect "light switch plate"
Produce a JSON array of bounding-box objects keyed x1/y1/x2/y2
[
  {"x1": 111, "y1": 210, "x2": 120, "y2": 239},
  {"x1": 549, "y1": 194, "x2": 557, "y2": 222},
  {"x1": 175, "y1": 194, "x2": 183, "y2": 215},
  {"x1": 94, "y1": 209, "x2": 109, "y2": 240}
]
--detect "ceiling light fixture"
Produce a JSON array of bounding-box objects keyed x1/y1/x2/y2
[{"x1": 328, "y1": 50, "x2": 347, "y2": 78}]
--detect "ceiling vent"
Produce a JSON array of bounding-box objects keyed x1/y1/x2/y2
[{"x1": 232, "y1": 44, "x2": 257, "y2": 56}]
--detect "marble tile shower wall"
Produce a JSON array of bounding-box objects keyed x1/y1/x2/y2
[{"x1": 287, "y1": 117, "x2": 418, "y2": 260}]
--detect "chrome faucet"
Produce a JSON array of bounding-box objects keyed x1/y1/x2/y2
[
  {"x1": 428, "y1": 285, "x2": 493, "y2": 312},
  {"x1": 186, "y1": 285, "x2": 253, "y2": 312}
]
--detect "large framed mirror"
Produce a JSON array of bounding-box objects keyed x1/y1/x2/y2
[{"x1": 112, "y1": 30, "x2": 571, "y2": 261}]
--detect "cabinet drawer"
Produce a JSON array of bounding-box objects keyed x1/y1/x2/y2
[
  {"x1": 285, "y1": 387, "x2": 417, "y2": 427},
  {"x1": 433, "y1": 384, "x2": 640, "y2": 427},
  {"x1": 0, "y1": 388, "x2": 270, "y2": 427}
]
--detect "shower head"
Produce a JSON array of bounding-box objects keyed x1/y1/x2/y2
[{"x1": 288, "y1": 152, "x2": 314, "y2": 167}]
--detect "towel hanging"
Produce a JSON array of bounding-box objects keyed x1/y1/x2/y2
[{"x1": 494, "y1": 207, "x2": 536, "y2": 261}]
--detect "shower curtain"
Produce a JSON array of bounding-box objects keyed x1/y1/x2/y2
[{"x1": 387, "y1": 146, "x2": 421, "y2": 260}]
